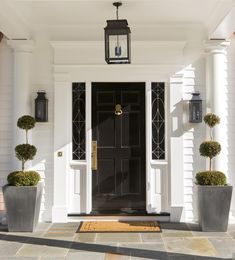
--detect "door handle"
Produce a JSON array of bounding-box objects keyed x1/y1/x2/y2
[
  {"x1": 115, "y1": 104, "x2": 122, "y2": 116},
  {"x1": 92, "y1": 141, "x2": 97, "y2": 170}
]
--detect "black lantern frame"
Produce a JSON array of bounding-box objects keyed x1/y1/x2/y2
[
  {"x1": 189, "y1": 92, "x2": 202, "y2": 123},
  {"x1": 35, "y1": 91, "x2": 48, "y2": 122},
  {"x1": 104, "y1": 2, "x2": 131, "y2": 64}
]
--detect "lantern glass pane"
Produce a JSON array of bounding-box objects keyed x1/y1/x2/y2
[
  {"x1": 192, "y1": 103, "x2": 201, "y2": 121},
  {"x1": 109, "y1": 34, "x2": 128, "y2": 59},
  {"x1": 36, "y1": 101, "x2": 45, "y2": 120}
]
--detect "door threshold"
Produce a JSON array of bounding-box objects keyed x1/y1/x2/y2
[
  {"x1": 67, "y1": 215, "x2": 170, "y2": 222},
  {"x1": 67, "y1": 212, "x2": 170, "y2": 222},
  {"x1": 68, "y1": 211, "x2": 170, "y2": 217}
]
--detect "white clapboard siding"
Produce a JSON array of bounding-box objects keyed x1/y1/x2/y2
[
  {"x1": 182, "y1": 61, "x2": 206, "y2": 222},
  {"x1": 0, "y1": 39, "x2": 13, "y2": 217},
  {"x1": 226, "y1": 38, "x2": 235, "y2": 216}
]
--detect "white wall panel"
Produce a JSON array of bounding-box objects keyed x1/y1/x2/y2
[
  {"x1": 0, "y1": 39, "x2": 13, "y2": 221},
  {"x1": 226, "y1": 39, "x2": 235, "y2": 217}
]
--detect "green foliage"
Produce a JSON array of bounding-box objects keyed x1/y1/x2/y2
[
  {"x1": 196, "y1": 112, "x2": 227, "y2": 185},
  {"x1": 15, "y1": 144, "x2": 37, "y2": 162},
  {"x1": 199, "y1": 141, "x2": 221, "y2": 159},
  {"x1": 196, "y1": 171, "x2": 227, "y2": 186},
  {"x1": 7, "y1": 171, "x2": 41, "y2": 186},
  {"x1": 9, "y1": 115, "x2": 39, "y2": 186},
  {"x1": 203, "y1": 113, "x2": 220, "y2": 128},
  {"x1": 17, "y1": 115, "x2": 36, "y2": 131}
]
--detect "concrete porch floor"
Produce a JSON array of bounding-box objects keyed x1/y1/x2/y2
[{"x1": 0, "y1": 222, "x2": 235, "y2": 259}]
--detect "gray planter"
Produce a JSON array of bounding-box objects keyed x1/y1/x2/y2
[
  {"x1": 197, "y1": 185, "x2": 233, "y2": 232},
  {"x1": 3, "y1": 182, "x2": 43, "y2": 232}
]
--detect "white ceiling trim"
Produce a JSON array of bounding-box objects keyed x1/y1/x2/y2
[
  {"x1": 50, "y1": 40, "x2": 186, "y2": 49},
  {"x1": 0, "y1": 0, "x2": 31, "y2": 39}
]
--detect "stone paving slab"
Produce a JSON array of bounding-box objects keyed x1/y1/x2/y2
[
  {"x1": 161, "y1": 231, "x2": 193, "y2": 238},
  {"x1": 96, "y1": 233, "x2": 141, "y2": 243},
  {"x1": 0, "y1": 240, "x2": 25, "y2": 257},
  {"x1": 119, "y1": 242, "x2": 166, "y2": 252},
  {"x1": 140, "y1": 233, "x2": 162, "y2": 242},
  {"x1": 75, "y1": 233, "x2": 96, "y2": 242},
  {"x1": 192, "y1": 231, "x2": 231, "y2": 237},
  {"x1": 16, "y1": 244, "x2": 69, "y2": 257},
  {"x1": 105, "y1": 253, "x2": 130, "y2": 260},
  {"x1": 118, "y1": 243, "x2": 167, "y2": 259},
  {"x1": 0, "y1": 222, "x2": 235, "y2": 259},
  {"x1": 163, "y1": 237, "x2": 217, "y2": 257},
  {"x1": 66, "y1": 251, "x2": 106, "y2": 260},
  {"x1": 43, "y1": 232, "x2": 76, "y2": 241},
  {"x1": 0, "y1": 257, "x2": 39, "y2": 260},
  {"x1": 208, "y1": 237, "x2": 235, "y2": 258}
]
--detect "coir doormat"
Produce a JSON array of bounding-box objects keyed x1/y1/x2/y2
[{"x1": 77, "y1": 221, "x2": 161, "y2": 233}]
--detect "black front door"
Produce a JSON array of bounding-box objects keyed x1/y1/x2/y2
[{"x1": 92, "y1": 82, "x2": 146, "y2": 213}]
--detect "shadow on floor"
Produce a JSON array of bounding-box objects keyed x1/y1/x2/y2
[
  {"x1": 160, "y1": 222, "x2": 201, "y2": 231},
  {"x1": 0, "y1": 233, "x2": 230, "y2": 260}
]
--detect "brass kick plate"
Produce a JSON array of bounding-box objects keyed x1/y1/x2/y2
[{"x1": 92, "y1": 141, "x2": 97, "y2": 170}]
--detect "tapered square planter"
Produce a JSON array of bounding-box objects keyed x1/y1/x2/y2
[
  {"x1": 3, "y1": 182, "x2": 43, "y2": 232},
  {"x1": 197, "y1": 185, "x2": 233, "y2": 232}
]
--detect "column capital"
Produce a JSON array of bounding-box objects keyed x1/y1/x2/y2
[
  {"x1": 7, "y1": 40, "x2": 34, "y2": 53},
  {"x1": 205, "y1": 39, "x2": 230, "y2": 54}
]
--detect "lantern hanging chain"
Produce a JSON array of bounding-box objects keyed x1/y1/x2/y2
[
  {"x1": 116, "y1": 5, "x2": 119, "y2": 20},
  {"x1": 116, "y1": 4, "x2": 119, "y2": 49}
]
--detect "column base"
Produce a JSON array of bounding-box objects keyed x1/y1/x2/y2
[{"x1": 52, "y1": 205, "x2": 67, "y2": 223}]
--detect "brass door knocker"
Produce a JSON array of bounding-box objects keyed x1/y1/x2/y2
[{"x1": 115, "y1": 104, "x2": 122, "y2": 116}]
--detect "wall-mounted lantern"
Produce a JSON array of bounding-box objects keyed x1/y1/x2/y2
[
  {"x1": 104, "y1": 2, "x2": 131, "y2": 64},
  {"x1": 189, "y1": 92, "x2": 202, "y2": 123},
  {"x1": 35, "y1": 91, "x2": 48, "y2": 122}
]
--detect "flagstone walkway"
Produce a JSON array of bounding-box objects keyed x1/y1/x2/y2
[{"x1": 0, "y1": 222, "x2": 234, "y2": 259}]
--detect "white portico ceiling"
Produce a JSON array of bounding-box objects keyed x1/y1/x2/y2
[{"x1": 1, "y1": 0, "x2": 235, "y2": 40}]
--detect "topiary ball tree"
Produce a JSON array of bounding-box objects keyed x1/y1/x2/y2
[
  {"x1": 199, "y1": 141, "x2": 221, "y2": 171},
  {"x1": 15, "y1": 144, "x2": 37, "y2": 172},
  {"x1": 196, "y1": 113, "x2": 226, "y2": 185},
  {"x1": 8, "y1": 115, "x2": 40, "y2": 186},
  {"x1": 17, "y1": 115, "x2": 36, "y2": 144}
]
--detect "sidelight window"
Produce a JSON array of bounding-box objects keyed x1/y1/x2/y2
[
  {"x1": 72, "y1": 83, "x2": 86, "y2": 160},
  {"x1": 152, "y1": 82, "x2": 165, "y2": 160}
]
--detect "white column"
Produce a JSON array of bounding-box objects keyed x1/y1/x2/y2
[
  {"x1": 7, "y1": 40, "x2": 34, "y2": 171},
  {"x1": 205, "y1": 40, "x2": 230, "y2": 174}
]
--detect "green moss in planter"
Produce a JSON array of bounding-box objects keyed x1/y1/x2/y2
[
  {"x1": 196, "y1": 171, "x2": 227, "y2": 186},
  {"x1": 7, "y1": 171, "x2": 41, "y2": 186}
]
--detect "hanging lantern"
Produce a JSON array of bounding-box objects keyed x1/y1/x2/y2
[
  {"x1": 104, "y1": 2, "x2": 131, "y2": 64},
  {"x1": 189, "y1": 92, "x2": 202, "y2": 123},
  {"x1": 35, "y1": 91, "x2": 48, "y2": 122}
]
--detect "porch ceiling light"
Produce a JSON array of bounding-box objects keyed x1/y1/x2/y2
[{"x1": 104, "y1": 2, "x2": 131, "y2": 64}]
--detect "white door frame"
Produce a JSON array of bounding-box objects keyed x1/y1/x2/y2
[{"x1": 53, "y1": 66, "x2": 169, "y2": 222}]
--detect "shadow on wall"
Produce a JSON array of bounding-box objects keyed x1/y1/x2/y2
[{"x1": 170, "y1": 58, "x2": 207, "y2": 222}]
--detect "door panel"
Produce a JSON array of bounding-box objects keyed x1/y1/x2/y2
[
  {"x1": 97, "y1": 112, "x2": 116, "y2": 147},
  {"x1": 92, "y1": 82, "x2": 146, "y2": 212},
  {"x1": 121, "y1": 158, "x2": 141, "y2": 194},
  {"x1": 121, "y1": 112, "x2": 140, "y2": 147}
]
